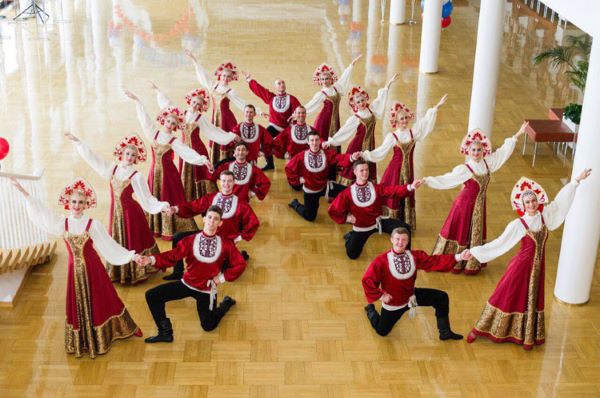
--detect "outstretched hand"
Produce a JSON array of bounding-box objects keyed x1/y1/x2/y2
[
  {"x1": 162, "y1": 206, "x2": 178, "y2": 217},
  {"x1": 435, "y1": 94, "x2": 448, "y2": 109},
  {"x1": 385, "y1": 73, "x2": 400, "y2": 90},
  {"x1": 351, "y1": 54, "x2": 363, "y2": 66},
  {"x1": 135, "y1": 255, "x2": 152, "y2": 267},
  {"x1": 64, "y1": 132, "x2": 80, "y2": 142},
  {"x1": 460, "y1": 249, "x2": 472, "y2": 261},
  {"x1": 123, "y1": 89, "x2": 139, "y2": 102},
  {"x1": 350, "y1": 151, "x2": 362, "y2": 161},
  {"x1": 412, "y1": 178, "x2": 425, "y2": 190},
  {"x1": 241, "y1": 70, "x2": 251, "y2": 81},
  {"x1": 576, "y1": 168, "x2": 592, "y2": 183},
  {"x1": 184, "y1": 49, "x2": 197, "y2": 63},
  {"x1": 321, "y1": 141, "x2": 331, "y2": 150},
  {"x1": 514, "y1": 122, "x2": 529, "y2": 139},
  {"x1": 9, "y1": 177, "x2": 30, "y2": 197}
]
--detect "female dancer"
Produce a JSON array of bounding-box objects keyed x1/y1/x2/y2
[
  {"x1": 65, "y1": 132, "x2": 167, "y2": 284},
  {"x1": 124, "y1": 89, "x2": 212, "y2": 240},
  {"x1": 151, "y1": 82, "x2": 239, "y2": 201},
  {"x1": 467, "y1": 169, "x2": 591, "y2": 350},
  {"x1": 184, "y1": 49, "x2": 257, "y2": 163},
  {"x1": 323, "y1": 73, "x2": 400, "y2": 188},
  {"x1": 362, "y1": 94, "x2": 447, "y2": 228},
  {"x1": 304, "y1": 55, "x2": 362, "y2": 142},
  {"x1": 424, "y1": 123, "x2": 527, "y2": 274},
  {"x1": 9, "y1": 177, "x2": 142, "y2": 358}
]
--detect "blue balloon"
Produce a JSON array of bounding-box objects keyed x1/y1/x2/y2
[{"x1": 442, "y1": 1, "x2": 453, "y2": 18}]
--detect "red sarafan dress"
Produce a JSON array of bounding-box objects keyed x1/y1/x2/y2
[
  {"x1": 148, "y1": 130, "x2": 198, "y2": 240},
  {"x1": 192, "y1": 62, "x2": 253, "y2": 163},
  {"x1": 327, "y1": 87, "x2": 390, "y2": 187},
  {"x1": 361, "y1": 106, "x2": 439, "y2": 229},
  {"x1": 425, "y1": 136, "x2": 518, "y2": 274},
  {"x1": 153, "y1": 89, "x2": 238, "y2": 200},
  {"x1": 304, "y1": 62, "x2": 356, "y2": 142},
  {"x1": 23, "y1": 197, "x2": 141, "y2": 358},
  {"x1": 74, "y1": 141, "x2": 167, "y2": 284},
  {"x1": 468, "y1": 180, "x2": 580, "y2": 349}
]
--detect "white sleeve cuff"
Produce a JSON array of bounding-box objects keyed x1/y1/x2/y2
[
  {"x1": 150, "y1": 256, "x2": 156, "y2": 265},
  {"x1": 454, "y1": 253, "x2": 462, "y2": 262}
]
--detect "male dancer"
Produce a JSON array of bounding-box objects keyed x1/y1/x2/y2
[
  {"x1": 285, "y1": 131, "x2": 360, "y2": 221},
  {"x1": 362, "y1": 227, "x2": 467, "y2": 339},
  {"x1": 328, "y1": 159, "x2": 423, "y2": 259},
  {"x1": 137, "y1": 206, "x2": 246, "y2": 343},
  {"x1": 229, "y1": 104, "x2": 272, "y2": 164},
  {"x1": 273, "y1": 106, "x2": 313, "y2": 160},
  {"x1": 242, "y1": 71, "x2": 302, "y2": 171},
  {"x1": 162, "y1": 171, "x2": 259, "y2": 280},
  {"x1": 212, "y1": 141, "x2": 271, "y2": 203}
]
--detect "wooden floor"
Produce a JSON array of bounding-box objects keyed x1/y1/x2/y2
[{"x1": 1, "y1": 0, "x2": 599, "y2": 397}]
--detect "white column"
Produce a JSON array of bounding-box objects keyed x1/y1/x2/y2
[
  {"x1": 419, "y1": 0, "x2": 442, "y2": 73},
  {"x1": 467, "y1": 0, "x2": 505, "y2": 136},
  {"x1": 554, "y1": 38, "x2": 600, "y2": 305},
  {"x1": 390, "y1": 0, "x2": 407, "y2": 25}
]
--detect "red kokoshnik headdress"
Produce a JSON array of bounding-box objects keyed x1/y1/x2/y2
[
  {"x1": 348, "y1": 86, "x2": 370, "y2": 112},
  {"x1": 58, "y1": 178, "x2": 97, "y2": 210},
  {"x1": 312, "y1": 63, "x2": 338, "y2": 85},
  {"x1": 185, "y1": 88, "x2": 210, "y2": 112},
  {"x1": 511, "y1": 177, "x2": 548, "y2": 216},
  {"x1": 389, "y1": 102, "x2": 415, "y2": 128},
  {"x1": 113, "y1": 134, "x2": 147, "y2": 163},
  {"x1": 156, "y1": 106, "x2": 185, "y2": 130},
  {"x1": 214, "y1": 61, "x2": 239, "y2": 81},
  {"x1": 460, "y1": 128, "x2": 492, "y2": 157}
]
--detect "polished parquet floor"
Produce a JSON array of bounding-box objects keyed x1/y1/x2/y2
[{"x1": 1, "y1": 0, "x2": 599, "y2": 397}]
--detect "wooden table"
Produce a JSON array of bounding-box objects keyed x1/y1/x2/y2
[
  {"x1": 548, "y1": 107, "x2": 563, "y2": 120},
  {"x1": 522, "y1": 119, "x2": 577, "y2": 166}
]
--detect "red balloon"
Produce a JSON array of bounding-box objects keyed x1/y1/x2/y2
[
  {"x1": 442, "y1": 16, "x2": 452, "y2": 28},
  {"x1": 0, "y1": 137, "x2": 9, "y2": 160}
]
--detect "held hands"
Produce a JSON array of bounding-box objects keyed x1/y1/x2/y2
[
  {"x1": 576, "y1": 168, "x2": 592, "y2": 183},
  {"x1": 8, "y1": 177, "x2": 30, "y2": 197},
  {"x1": 233, "y1": 135, "x2": 242, "y2": 143},
  {"x1": 350, "y1": 54, "x2": 363, "y2": 67},
  {"x1": 381, "y1": 292, "x2": 393, "y2": 304},
  {"x1": 459, "y1": 249, "x2": 472, "y2": 261},
  {"x1": 321, "y1": 141, "x2": 331, "y2": 150},
  {"x1": 514, "y1": 122, "x2": 529, "y2": 140},
  {"x1": 411, "y1": 178, "x2": 425, "y2": 190},
  {"x1": 135, "y1": 255, "x2": 152, "y2": 267},
  {"x1": 260, "y1": 112, "x2": 269, "y2": 119},
  {"x1": 435, "y1": 94, "x2": 448, "y2": 110},
  {"x1": 162, "y1": 206, "x2": 178, "y2": 217},
  {"x1": 64, "y1": 132, "x2": 80, "y2": 143},
  {"x1": 385, "y1": 73, "x2": 400, "y2": 90},
  {"x1": 241, "y1": 70, "x2": 251, "y2": 81},
  {"x1": 346, "y1": 214, "x2": 356, "y2": 224},
  {"x1": 350, "y1": 151, "x2": 362, "y2": 161}
]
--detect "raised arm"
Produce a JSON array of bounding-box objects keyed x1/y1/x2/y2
[
  {"x1": 151, "y1": 82, "x2": 175, "y2": 109},
  {"x1": 327, "y1": 115, "x2": 360, "y2": 147},
  {"x1": 424, "y1": 164, "x2": 472, "y2": 190},
  {"x1": 361, "y1": 132, "x2": 396, "y2": 162},
  {"x1": 124, "y1": 90, "x2": 157, "y2": 139},
  {"x1": 334, "y1": 54, "x2": 361, "y2": 93},
  {"x1": 170, "y1": 138, "x2": 211, "y2": 167},
  {"x1": 543, "y1": 170, "x2": 590, "y2": 230},
  {"x1": 470, "y1": 219, "x2": 525, "y2": 264},
  {"x1": 130, "y1": 172, "x2": 170, "y2": 214},
  {"x1": 23, "y1": 194, "x2": 64, "y2": 236},
  {"x1": 413, "y1": 105, "x2": 439, "y2": 142},
  {"x1": 303, "y1": 91, "x2": 326, "y2": 117},
  {"x1": 197, "y1": 117, "x2": 237, "y2": 145},
  {"x1": 485, "y1": 122, "x2": 527, "y2": 172},
  {"x1": 89, "y1": 220, "x2": 136, "y2": 265},
  {"x1": 370, "y1": 73, "x2": 399, "y2": 119},
  {"x1": 227, "y1": 89, "x2": 261, "y2": 114},
  {"x1": 185, "y1": 49, "x2": 213, "y2": 89},
  {"x1": 69, "y1": 135, "x2": 114, "y2": 180},
  {"x1": 246, "y1": 77, "x2": 274, "y2": 104}
]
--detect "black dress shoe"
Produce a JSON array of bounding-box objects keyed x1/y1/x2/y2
[
  {"x1": 288, "y1": 199, "x2": 300, "y2": 210},
  {"x1": 219, "y1": 296, "x2": 237, "y2": 314},
  {"x1": 241, "y1": 250, "x2": 250, "y2": 261},
  {"x1": 145, "y1": 319, "x2": 174, "y2": 343}
]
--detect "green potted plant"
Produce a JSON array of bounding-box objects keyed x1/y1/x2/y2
[{"x1": 534, "y1": 34, "x2": 591, "y2": 132}]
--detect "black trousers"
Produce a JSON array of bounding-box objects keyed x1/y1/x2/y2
[
  {"x1": 293, "y1": 189, "x2": 325, "y2": 222},
  {"x1": 145, "y1": 281, "x2": 226, "y2": 332},
  {"x1": 346, "y1": 218, "x2": 411, "y2": 259},
  {"x1": 170, "y1": 230, "x2": 199, "y2": 276},
  {"x1": 266, "y1": 125, "x2": 282, "y2": 139},
  {"x1": 368, "y1": 288, "x2": 449, "y2": 336}
]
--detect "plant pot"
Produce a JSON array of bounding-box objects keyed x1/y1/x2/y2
[{"x1": 562, "y1": 116, "x2": 579, "y2": 133}]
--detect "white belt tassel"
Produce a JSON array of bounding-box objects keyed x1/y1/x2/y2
[
  {"x1": 376, "y1": 217, "x2": 383, "y2": 234},
  {"x1": 207, "y1": 280, "x2": 217, "y2": 311},
  {"x1": 408, "y1": 294, "x2": 418, "y2": 318}
]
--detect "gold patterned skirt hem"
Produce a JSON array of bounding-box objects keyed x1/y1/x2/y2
[
  {"x1": 473, "y1": 302, "x2": 545, "y2": 346},
  {"x1": 65, "y1": 307, "x2": 139, "y2": 359},
  {"x1": 431, "y1": 235, "x2": 468, "y2": 272}
]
